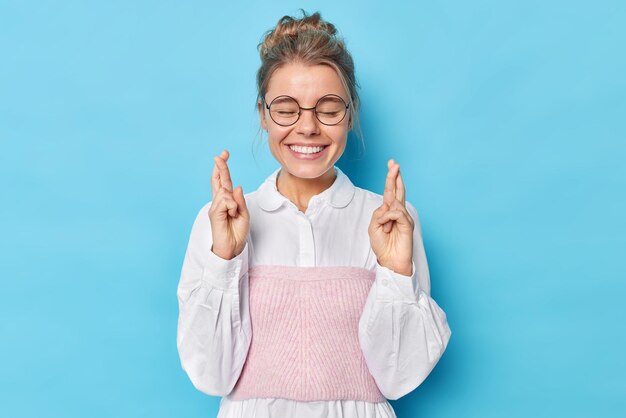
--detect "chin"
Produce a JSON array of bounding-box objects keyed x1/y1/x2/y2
[{"x1": 282, "y1": 162, "x2": 335, "y2": 180}]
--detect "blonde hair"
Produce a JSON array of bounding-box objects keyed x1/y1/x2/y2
[{"x1": 254, "y1": 9, "x2": 363, "y2": 150}]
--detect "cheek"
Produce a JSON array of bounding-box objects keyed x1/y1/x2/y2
[
  {"x1": 328, "y1": 128, "x2": 349, "y2": 146},
  {"x1": 267, "y1": 128, "x2": 291, "y2": 145},
  {"x1": 266, "y1": 131, "x2": 292, "y2": 159}
]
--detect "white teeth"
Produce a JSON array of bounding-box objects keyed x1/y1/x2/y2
[{"x1": 289, "y1": 145, "x2": 326, "y2": 154}]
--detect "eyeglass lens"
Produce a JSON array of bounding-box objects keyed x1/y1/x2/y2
[{"x1": 268, "y1": 95, "x2": 348, "y2": 126}]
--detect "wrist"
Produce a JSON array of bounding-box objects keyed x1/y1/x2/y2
[
  {"x1": 377, "y1": 258, "x2": 413, "y2": 276},
  {"x1": 394, "y1": 264, "x2": 413, "y2": 276},
  {"x1": 211, "y1": 245, "x2": 234, "y2": 260}
]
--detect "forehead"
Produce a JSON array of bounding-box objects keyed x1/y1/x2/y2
[{"x1": 265, "y1": 63, "x2": 347, "y2": 103}]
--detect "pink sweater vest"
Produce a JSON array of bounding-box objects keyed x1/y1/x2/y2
[{"x1": 227, "y1": 265, "x2": 386, "y2": 402}]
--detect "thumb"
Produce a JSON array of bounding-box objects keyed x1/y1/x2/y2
[
  {"x1": 369, "y1": 202, "x2": 388, "y2": 234},
  {"x1": 233, "y1": 186, "x2": 249, "y2": 217},
  {"x1": 374, "y1": 202, "x2": 389, "y2": 217},
  {"x1": 375, "y1": 202, "x2": 393, "y2": 233}
]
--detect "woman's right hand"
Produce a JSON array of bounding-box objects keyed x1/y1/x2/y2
[{"x1": 208, "y1": 149, "x2": 250, "y2": 260}]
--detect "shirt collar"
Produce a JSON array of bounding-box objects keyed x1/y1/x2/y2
[{"x1": 257, "y1": 166, "x2": 356, "y2": 212}]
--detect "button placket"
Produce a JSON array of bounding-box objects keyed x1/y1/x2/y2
[
  {"x1": 297, "y1": 213, "x2": 315, "y2": 267},
  {"x1": 306, "y1": 196, "x2": 321, "y2": 216}
]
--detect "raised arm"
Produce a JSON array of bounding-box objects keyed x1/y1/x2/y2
[
  {"x1": 176, "y1": 150, "x2": 252, "y2": 396},
  {"x1": 361, "y1": 160, "x2": 452, "y2": 400}
]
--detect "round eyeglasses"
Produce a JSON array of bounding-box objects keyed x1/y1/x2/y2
[{"x1": 263, "y1": 94, "x2": 351, "y2": 126}]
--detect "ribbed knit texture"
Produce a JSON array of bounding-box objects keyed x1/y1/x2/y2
[{"x1": 227, "y1": 265, "x2": 386, "y2": 402}]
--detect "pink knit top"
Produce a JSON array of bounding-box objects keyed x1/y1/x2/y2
[{"x1": 227, "y1": 265, "x2": 386, "y2": 402}]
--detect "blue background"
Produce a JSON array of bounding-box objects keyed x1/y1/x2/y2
[{"x1": 1, "y1": 1, "x2": 625, "y2": 417}]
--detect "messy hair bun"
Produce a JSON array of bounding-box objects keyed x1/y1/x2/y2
[
  {"x1": 258, "y1": 11, "x2": 338, "y2": 59},
  {"x1": 255, "y1": 9, "x2": 362, "y2": 143}
]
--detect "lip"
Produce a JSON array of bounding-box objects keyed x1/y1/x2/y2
[
  {"x1": 285, "y1": 143, "x2": 329, "y2": 160},
  {"x1": 285, "y1": 143, "x2": 330, "y2": 147}
]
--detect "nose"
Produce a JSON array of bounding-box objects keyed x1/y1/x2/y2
[{"x1": 296, "y1": 108, "x2": 320, "y2": 136}]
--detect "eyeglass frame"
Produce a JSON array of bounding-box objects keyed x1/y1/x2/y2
[{"x1": 262, "y1": 93, "x2": 352, "y2": 127}]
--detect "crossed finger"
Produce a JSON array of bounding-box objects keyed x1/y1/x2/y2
[
  {"x1": 213, "y1": 149, "x2": 233, "y2": 192},
  {"x1": 383, "y1": 159, "x2": 399, "y2": 207},
  {"x1": 396, "y1": 166, "x2": 406, "y2": 206},
  {"x1": 211, "y1": 162, "x2": 220, "y2": 198}
]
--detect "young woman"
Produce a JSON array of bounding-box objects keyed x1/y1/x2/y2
[{"x1": 177, "y1": 10, "x2": 451, "y2": 418}]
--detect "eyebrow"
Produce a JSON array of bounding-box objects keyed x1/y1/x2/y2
[
  {"x1": 267, "y1": 94, "x2": 347, "y2": 104},
  {"x1": 271, "y1": 97, "x2": 295, "y2": 104}
]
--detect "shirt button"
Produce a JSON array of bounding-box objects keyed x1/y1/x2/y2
[{"x1": 381, "y1": 279, "x2": 388, "y2": 286}]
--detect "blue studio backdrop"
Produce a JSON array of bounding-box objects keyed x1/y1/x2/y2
[{"x1": 1, "y1": 1, "x2": 625, "y2": 417}]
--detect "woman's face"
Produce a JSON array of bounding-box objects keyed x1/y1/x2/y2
[{"x1": 258, "y1": 62, "x2": 351, "y2": 180}]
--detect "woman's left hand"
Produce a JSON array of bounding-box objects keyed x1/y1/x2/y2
[{"x1": 368, "y1": 159, "x2": 415, "y2": 277}]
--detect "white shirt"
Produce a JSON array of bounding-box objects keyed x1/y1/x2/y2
[{"x1": 176, "y1": 166, "x2": 452, "y2": 418}]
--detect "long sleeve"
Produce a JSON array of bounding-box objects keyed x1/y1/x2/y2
[
  {"x1": 358, "y1": 202, "x2": 452, "y2": 400},
  {"x1": 176, "y1": 202, "x2": 252, "y2": 396}
]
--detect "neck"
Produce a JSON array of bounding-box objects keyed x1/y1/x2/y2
[{"x1": 276, "y1": 167, "x2": 337, "y2": 212}]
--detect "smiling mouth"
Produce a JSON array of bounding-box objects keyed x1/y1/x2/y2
[{"x1": 287, "y1": 144, "x2": 328, "y2": 155}]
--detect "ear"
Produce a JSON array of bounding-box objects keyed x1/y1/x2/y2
[{"x1": 258, "y1": 100, "x2": 268, "y2": 130}]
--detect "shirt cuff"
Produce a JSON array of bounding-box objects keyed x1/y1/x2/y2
[
  {"x1": 374, "y1": 260, "x2": 418, "y2": 302},
  {"x1": 201, "y1": 241, "x2": 249, "y2": 291}
]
